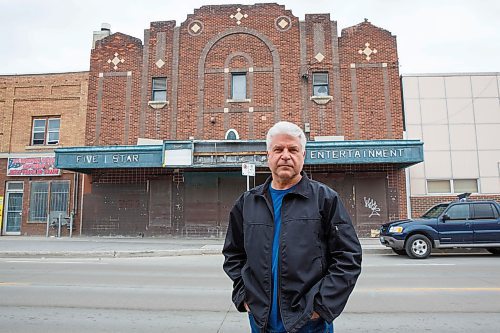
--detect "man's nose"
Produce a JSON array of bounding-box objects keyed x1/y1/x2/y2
[{"x1": 281, "y1": 149, "x2": 291, "y2": 159}]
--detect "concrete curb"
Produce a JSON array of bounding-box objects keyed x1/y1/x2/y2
[
  {"x1": 0, "y1": 248, "x2": 388, "y2": 258},
  {"x1": 0, "y1": 247, "x2": 488, "y2": 259},
  {"x1": 0, "y1": 237, "x2": 490, "y2": 258},
  {"x1": 0, "y1": 248, "x2": 225, "y2": 259}
]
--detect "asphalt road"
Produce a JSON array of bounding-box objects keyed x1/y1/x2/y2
[{"x1": 0, "y1": 252, "x2": 499, "y2": 332}]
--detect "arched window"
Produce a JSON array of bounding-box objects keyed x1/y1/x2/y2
[{"x1": 225, "y1": 129, "x2": 239, "y2": 140}]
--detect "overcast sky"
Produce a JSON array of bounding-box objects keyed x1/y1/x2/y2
[{"x1": 1, "y1": 0, "x2": 498, "y2": 75}]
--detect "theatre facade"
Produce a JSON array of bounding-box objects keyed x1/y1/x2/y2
[{"x1": 52, "y1": 3, "x2": 422, "y2": 237}]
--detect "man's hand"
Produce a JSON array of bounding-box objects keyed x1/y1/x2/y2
[
  {"x1": 310, "y1": 311, "x2": 321, "y2": 320},
  {"x1": 244, "y1": 302, "x2": 250, "y2": 312}
]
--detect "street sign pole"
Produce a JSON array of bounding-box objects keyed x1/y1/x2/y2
[{"x1": 242, "y1": 163, "x2": 255, "y2": 191}]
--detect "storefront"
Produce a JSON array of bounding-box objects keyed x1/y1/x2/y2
[
  {"x1": 55, "y1": 139, "x2": 423, "y2": 237},
  {"x1": 1, "y1": 154, "x2": 79, "y2": 236}
]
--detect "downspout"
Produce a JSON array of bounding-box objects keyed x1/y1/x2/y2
[{"x1": 403, "y1": 131, "x2": 412, "y2": 219}]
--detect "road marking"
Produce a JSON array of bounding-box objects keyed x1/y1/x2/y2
[
  {"x1": 4, "y1": 260, "x2": 108, "y2": 265},
  {"x1": 357, "y1": 287, "x2": 500, "y2": 292},
  {"x1": 393, "y1": 263, "x2": 456, "y2": 266},
  {"x1": 363, "y1": 263, "x2": 456, "y2": 267},
  {"x1": 0, "y1": 282, "x2": 30, "y2": 286}
]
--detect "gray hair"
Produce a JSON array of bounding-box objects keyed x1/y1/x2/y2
[{"x1": 266, "y1": 121, "x2": 306, "y2": 151}]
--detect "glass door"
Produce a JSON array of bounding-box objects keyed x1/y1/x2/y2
[{"x1": 3, "y1": 182, "x2": 24, "y2": 235}]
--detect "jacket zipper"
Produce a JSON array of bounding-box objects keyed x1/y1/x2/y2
[
  {"x1": 277, "y1": 194, "x2": 287, "y2": 332},
  {"x1": 262, "y1": 193, "x2": 274, "y2": 332}
]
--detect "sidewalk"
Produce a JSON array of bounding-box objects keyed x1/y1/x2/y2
[
  {"x1": 0, "y1": 236, "x2": 390, "y2": 258},
  {"x1": 0, "y1": 236, "x2": 485, "y2": 258}
]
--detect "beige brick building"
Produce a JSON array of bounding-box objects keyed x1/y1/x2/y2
[{"x1": 0, "y1": 72, "x2": 88, "y2": 235}]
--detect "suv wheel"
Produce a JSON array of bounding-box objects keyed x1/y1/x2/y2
[
  {"x1": 405, "y1": 234, "x2": 432, "y2": 259},
  {"x1": 486, "y1": 248, "x2": 500, "y2": 255}
]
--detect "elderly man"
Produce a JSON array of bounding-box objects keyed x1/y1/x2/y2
[{"x1": 223, "y1": 121, "x2": 362, "y2": 333}]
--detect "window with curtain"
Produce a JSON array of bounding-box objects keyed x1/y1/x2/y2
[
  {"x1": 312, "y1": 72, "x2": 329, "y2": 96},
  {"x1": 152, "y1": 77, "x2": 167, "y2": 101},
  {"x1": 31, "y1": 117, "x2": 60, "y2": 145}
]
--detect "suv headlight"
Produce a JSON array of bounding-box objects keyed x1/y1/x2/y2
[{"x1": 389, "y1": 226, "x2": 403, "y2": 233}]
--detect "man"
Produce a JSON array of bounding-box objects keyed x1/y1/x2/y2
[{"x1": 223, "y1": 121, "x2": 362, "y2": 333}]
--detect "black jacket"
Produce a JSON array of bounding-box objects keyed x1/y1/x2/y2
[{"x1": 222, "y1": 172, "x2": 362, "y2": 333}]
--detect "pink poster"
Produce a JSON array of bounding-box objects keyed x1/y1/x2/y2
[{"x1": 7, "y1": 157, "x2": 61, "y2": 176}]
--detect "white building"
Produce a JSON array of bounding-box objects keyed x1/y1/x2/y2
[{"x1": 402, "y1": 73, "x2": 500, "y2": 217}]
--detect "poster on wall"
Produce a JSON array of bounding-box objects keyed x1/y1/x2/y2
[{"x1": 7, "y1": 157, "x2": 61, "y2": 176}]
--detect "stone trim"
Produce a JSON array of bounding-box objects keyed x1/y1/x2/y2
[
  {"x1": 205, "y1": 66, "x2": 273, "y2": 74},
  {"x1": 156, "y1": 32, "x2": 167, "y2": 64},
  {"x1": 124, "y1": 74, "x2": 132, "y2": 144},
  {"x1": 95, "y1": 75, "x2": 104, "y2": 144},
  {"x1": 313, "y1": 23, "x2": 326, "y2": 62},
  {"x1": 204, "y1": 107, "x2": 273, "y2": 114},
  {"x1": 248, "y1": 112, "x2": 254, "y2": 139},
  {"x1": 224, "y1": 51, "x2": 254, "y2": 107},
  {"x1": 275, "y1": 16, "x2": 292, "y2": 32},
  {"x1": 382, "y1": 66, "x2": 393, "y2": 139},
  {"x1": 139, "y1": 29, "x2": 150, "y2": 137},
  {"x1": 310, "y1": 95, "x2": 333, "y2": 105},
  {"x1": 226, "y1": 98, "x2": 251, "y2": 103},
  {"x1": 148, "y1": 100, "x2": 169, "y2": 109},
  {"x1": 331, "y1": 21, "x2": 343, "y2": 136},
  {"x1": 170, "y1": 27, "x2": 181, "y2": 138},
  {"x1": 197, "y1": 27, "x2": 281, "y2": 138},
  {"x1": 24, "y1": 145, "x2": 61, "y2": 150},
  {"x1": 350, "y1": 67, "x2": 360, "y2": 139},
  {"x1": 299, "y1": 21, "x2": 309, "y2": 127}
]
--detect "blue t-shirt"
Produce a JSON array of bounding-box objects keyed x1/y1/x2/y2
[{"x1": 268, "y1": 185, "x2": 294, "y2": 332}]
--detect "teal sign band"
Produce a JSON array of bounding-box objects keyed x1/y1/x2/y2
[
  {"x1": 55, "y1": 140, "x2": 423, "y2": 171},
  {"x1": 55, "y1": 145, "x2": 163, "y2": 170},
  {"x1": 305, "y1": 140, "x2": 423, "y2": 165}
]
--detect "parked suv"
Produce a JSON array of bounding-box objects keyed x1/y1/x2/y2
[{"x1": 379, "y1": 196, "x2": 500, "y2": 259}]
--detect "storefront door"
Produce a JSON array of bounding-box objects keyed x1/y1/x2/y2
[{"x1": 3, "y1": 182, "x2": 24, "y2": 235}]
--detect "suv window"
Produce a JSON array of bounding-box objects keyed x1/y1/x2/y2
[
  {"x1": 421, "y1": 203, "x2": 449, "y2": 218},
  {"x1": 445, "y1": 204, "x2": 469, "y2": 220},
  {"x1": 472, "y1": 203, "x2": 497, "y2": 219}
]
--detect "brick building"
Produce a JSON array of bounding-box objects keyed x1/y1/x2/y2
[
  {"x1": 0, "y1": 72, "x2": 88, "y2": 236},
  {"x1": 54, "y1": 3, "x2": 422, "y2": 237}
]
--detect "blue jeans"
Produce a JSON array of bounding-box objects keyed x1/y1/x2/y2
[{"x1": 249, "y1": 313, "x2": 334, "y2": 333}]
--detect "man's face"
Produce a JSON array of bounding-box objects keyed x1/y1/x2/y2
[{"x1": 267, "y1": 133, "x2": 305, "y2": 184}]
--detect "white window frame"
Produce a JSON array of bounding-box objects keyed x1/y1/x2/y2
[
  {"x1": 31, "y1": 117, "x2": 60, "y2": 146},
  {"x1": 426, "y1": 179, "x2": 479, "y2": 195},
  {"x1": 225, "y1": 129, "x2": 240, "y2": 140},
  {"x1": 152, "y1": 77, "x2": 167, "y2": 102},
  {"x1": 312, "y1": 72, "x2": 329, "y2": 96},
  {"x1": 231, "y1": 73, "x2": 247, "y2": 100}
]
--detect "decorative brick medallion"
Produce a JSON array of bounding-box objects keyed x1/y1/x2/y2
[
  {"x1": 275, "y1": 16, "x2": 292, "y2": 32},
  {"x1": 188, "y1": 20, "x2": 204, "y2": 36},
  {"x1": 230, "y1": 8, "x2": 248, "y2": 25},
  {"x1": 358, "y1": 42, "x2": 377, "y2": 61},
  {"x1": 107, "y1": 52, "x2": 125, "y2": 70}
]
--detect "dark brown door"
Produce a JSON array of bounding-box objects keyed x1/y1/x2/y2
[
  {"x1": 354, "y1": 174, "x2": 388, "y2": 237},
  {"x1": 311, "y1": 173, "x2": 356, "y2": 226}
]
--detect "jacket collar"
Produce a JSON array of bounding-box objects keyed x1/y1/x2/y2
[{"x1": 254, "y1": 171, "x2": 311, "y2": 199}]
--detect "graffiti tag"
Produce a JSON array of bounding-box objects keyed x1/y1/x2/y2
[{"x1": 364, "y1": 197, "x2": 381, "y2": 218}]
